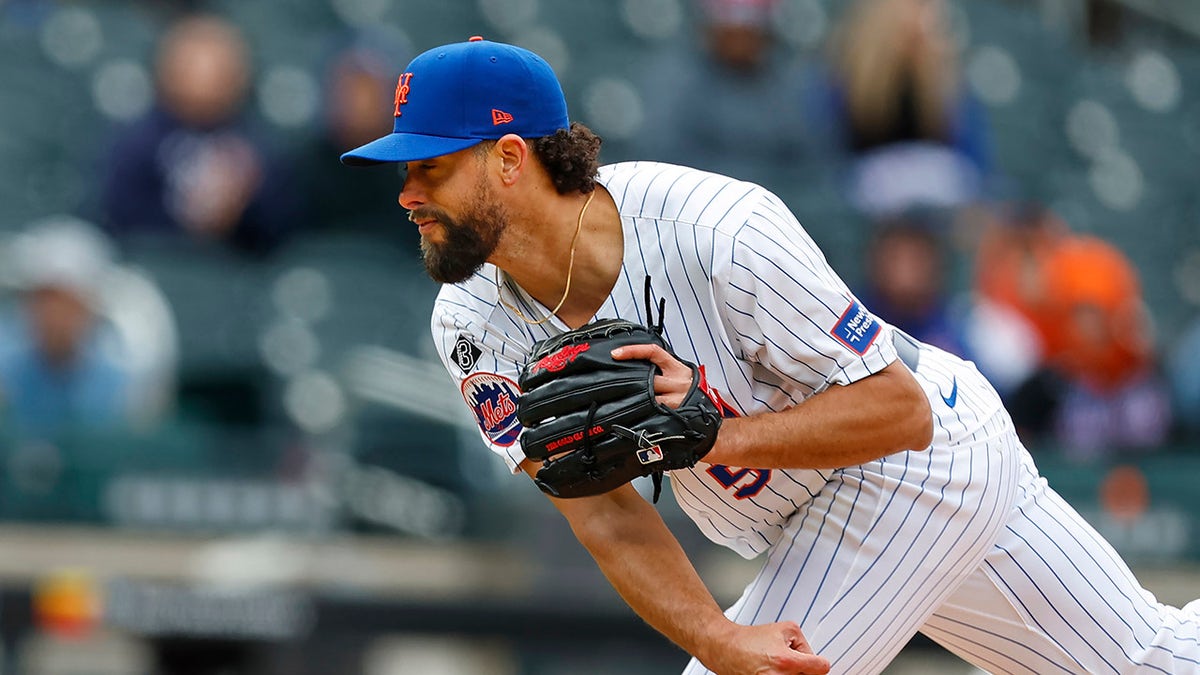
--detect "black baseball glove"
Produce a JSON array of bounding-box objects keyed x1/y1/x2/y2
[{"x1": 517, "y1": 318, "x2": 723, "y2": 502}]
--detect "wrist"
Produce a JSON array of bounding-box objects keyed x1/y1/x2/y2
[
  {"x1": 705, "y1": 416, "x2": 745, "y2": 466},
  {"x1": 692, "y1": 612, "x2": 739, "y2": 665}
]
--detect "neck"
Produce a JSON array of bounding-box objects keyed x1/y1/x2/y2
[{"x1": 495, "y1": 187, "x2": 623, "y2": 328}]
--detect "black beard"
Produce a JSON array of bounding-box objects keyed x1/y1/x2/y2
[{"x1": 418, "y1": 196, "x2": 508, "y2": 285}]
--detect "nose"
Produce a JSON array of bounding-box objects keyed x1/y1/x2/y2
[{"x1": 398, "y1": 174, "x2": 423, "y2": 211}]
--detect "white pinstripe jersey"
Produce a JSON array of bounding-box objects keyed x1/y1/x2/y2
[{"x1": 433, "y1": 161, "x2": 1003, "y2": 559}]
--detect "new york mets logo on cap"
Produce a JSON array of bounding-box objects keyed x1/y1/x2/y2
[{"x1": 393, "y1": 73, "x2": 413, "y2": 117}]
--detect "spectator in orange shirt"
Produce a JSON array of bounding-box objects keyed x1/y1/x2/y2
[{"x1": 1008, "y1": 234, "x2": 1172, "y2": 459}]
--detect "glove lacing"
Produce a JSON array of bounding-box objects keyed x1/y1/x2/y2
[
  {"x1": 644, "y1": 275, "x2": 666, "y2": 337},
  {"x1": 642, "y1": 275, "x2": 669, "y2": 503},
  {"x1": 582, "y1": 399, "x2": 668, "y2": 502},
  {"x1": 582, "y1": 399, "x2": 599, "y2": 470}
]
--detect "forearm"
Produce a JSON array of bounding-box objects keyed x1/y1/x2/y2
[
  {"x1": 545, "y1": 481, "x2": 731, "y2": 665},
  {"x1": 705, "y1": 361, "x2": 933, "y2": 470}
]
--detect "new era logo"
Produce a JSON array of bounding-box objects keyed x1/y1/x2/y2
[{"x1": 492, "y1": 109, "x2": 514, "y2": 125}]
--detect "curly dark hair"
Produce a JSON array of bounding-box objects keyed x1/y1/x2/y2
[
  {"x1": 474, "y1": 123, "x2": 602, "y2": 194},
  {"x1": 531, "y1": 122, "x2": 603, "y2": 194}
]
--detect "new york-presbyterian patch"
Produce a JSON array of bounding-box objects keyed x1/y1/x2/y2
[{"x1": 831, "y1": 300, "x2": 880, "y2": 356}]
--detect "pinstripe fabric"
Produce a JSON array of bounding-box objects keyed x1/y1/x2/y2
[
  {"x1": 682, "y1": 346, "x2": 1022, "y2": 675},
  {"x1": 681, "y1": 346, "x2": 1200, "y2": 675},
  {"x1": 922, "y1": 447, "x2": 1200, "y2": 675},
  {"x1": 430, "y1": 162, "x2": 1200, "y2": 674}
]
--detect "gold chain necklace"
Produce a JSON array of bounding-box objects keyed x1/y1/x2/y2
[{"x1": 496, "y1": 190, "x2": 596, "y2": 326}]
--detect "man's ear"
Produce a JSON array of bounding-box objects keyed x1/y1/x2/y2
[{"x1": 493, "y1": 133, "x2": 529, "y2": 186}]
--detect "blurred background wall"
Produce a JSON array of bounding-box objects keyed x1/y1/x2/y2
[{"x1": 0, "y1": 0, "x2": 1198, "y2": 673}]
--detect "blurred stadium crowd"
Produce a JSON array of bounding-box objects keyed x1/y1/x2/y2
[{"x1": 1, "y1": 0, "x2": 1200, "y2": 673}]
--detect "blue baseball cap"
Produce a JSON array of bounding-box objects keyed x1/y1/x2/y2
[{"x1": 341, "y1": 37, "x2": 570, "y2": 166}]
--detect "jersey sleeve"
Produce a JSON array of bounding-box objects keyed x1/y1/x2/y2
[
  {"x1": 714, "y1": 190, "x2": 898, "y2": 393},
  {"x1": 431, "y1": 298, "x2": 528, "y2": 474}
]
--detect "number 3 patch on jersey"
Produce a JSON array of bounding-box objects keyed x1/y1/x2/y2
[
  {"x1": 451, "y1": 334, "x2": 482, "y2": 373},
  {"x1": 831, "y1": 299, "x2": 881, "y2": 355}
]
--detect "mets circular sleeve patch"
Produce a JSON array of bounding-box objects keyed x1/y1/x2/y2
[{"x1": 461, "y1": 371, "x2": 522, "y2": 447}]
